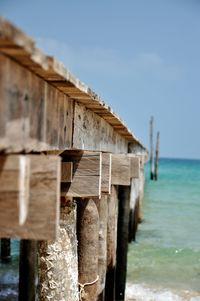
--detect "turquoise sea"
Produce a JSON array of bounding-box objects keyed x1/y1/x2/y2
[{"x1": 126, "y1": 158, "x2": 200, "y2": 301}]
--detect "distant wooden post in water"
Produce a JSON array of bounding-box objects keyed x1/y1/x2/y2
[
  {"x1": 154, "y1": 131, "x2": 160, "y2": 181},
  {"x1": 150, "y1": 116, "x2": 154, "y2": 180}
]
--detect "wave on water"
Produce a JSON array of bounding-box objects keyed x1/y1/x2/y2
[{"x1": 125, "y1": 283, "x2": 200, "y2": 301}]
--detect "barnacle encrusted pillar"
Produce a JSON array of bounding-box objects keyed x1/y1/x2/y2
[{"x1": 38, "y1": 199, "x2": 79, "y2": 301}]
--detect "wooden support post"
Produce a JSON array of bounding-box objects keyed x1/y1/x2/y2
[
  {"x1": 0, "y1": 238, "x2": 11, "y2": 263},
  {"x1": 38, "y1": 199, "x2": 79, "y2": 301},
  {"x1": 150, "y1": 116, "x2": 154, "y2": 180},
  {"x1": 105, "y1": 185, "x2": 119, "y2": 301},
  {"x1": 95, "y1": 196, "x2": 108, "y2": 300},
  {"x1": 18, "y1": 240, "x2": 38, "y2": 301},
  {"x1": 115, "y1": 185, "x2": 131, "y2": 301},
  {"x1": 154, "y1": 131, "x2": 160, "y2": 181},
  {"x1": 128, "y1": 178, "x2": 140, "y2": 242},
  {"x1": 77, "y1": 198, "x2": 99, "y2": 301}
]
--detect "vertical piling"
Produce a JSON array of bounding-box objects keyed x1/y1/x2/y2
[
  {"x1": 77, "y1": 198, "x2": 99, "y2": 301},
  {"x1": 115, "y1": 185, "x2": 131, "y2": 301},
  {"x1": 154, "y1": 131, "x2": 160, "y2": 181},
  {"x1": 95, "y1": 196, "x2": 108, "y2": 301},
  {"x1": 38, "y1": 199, "x2": 79, "y2": 301},
  {"x1": 0, "y1": 238, "x2": 11, "y2": 263},
  {"x1": 18, "y1": 240, "x2": 38, "y2": 301},
  {"x1": 105, "y1": 186, "x2": 119, "y2": 301},
  {"x1": 150, "y1": 116, "x2": 154, "y2": 180}
]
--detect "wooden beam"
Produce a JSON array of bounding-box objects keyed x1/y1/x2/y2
[
  {"x1": 0, "y1": 155, "x2": 30, "y2": 226},
  {"x1": 61, "y1": 151, "x2": 102, "y2": 198},
  {"x1": 61, "y1": 162, "x2": 73, "y2": 183},
  {"x1": 0, "y1": 54, "x2": 73, "y2": 153},
  {"x1": 72, "y1": 102, "x2": 128, "y2": 153},
  {"x1": 111, "y1": 154, "x2": 131, "y2": 186},
  {"x1": 0, "y1": 155, "x2": 61, "y2": 240},
  {"x1": 101, "y1": 153, "x2": 111, "y2": 194}
]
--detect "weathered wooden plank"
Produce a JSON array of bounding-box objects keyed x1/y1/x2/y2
[
  {"x1": 0, "y1": 54, "x2": 73, "y2": 152},
  {"x1": 0, "y1": 155, "x2": 61, "y2": 240},
  {"x1": 111, "y1": 154, "x2": 131, "y2": 186},
  {"x1": 0, "y1": 155, "x2": 30, "y2": 226},
  {"x1": 61, "y1": 162, "x2": 73, "y2": 183},
  {"x1": 101, "y1": 153, "x2": 111, "y2": 194},
  {"x1": 72, "y1": 102, "x2": 128, "y2": 153},
  {"x1": 61, "y1": 151, "x2": 102, "y2": 198}
]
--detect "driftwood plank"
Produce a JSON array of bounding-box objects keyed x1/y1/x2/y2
[
  {"x1": 61, "y1": 151, "x2": 102, "y2": 198},
  {"x1": 0, "y1": 155, "x2": 61, "y2": 240}
]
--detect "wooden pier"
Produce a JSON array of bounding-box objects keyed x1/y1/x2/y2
[{"x1": 0, "y1": 17, "x2": 147, "y2": 301}]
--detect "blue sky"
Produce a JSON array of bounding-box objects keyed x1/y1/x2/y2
[{"x1": 1, "y1": 0, "x2": 200, "y2": 159}]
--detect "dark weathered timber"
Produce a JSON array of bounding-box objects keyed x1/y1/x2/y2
[
  {"x1": 18, "y1": 240, "x2": 38, "y2": 301},
  {"x1": 77, "y1": 199, "x2": 99, "y2": 301},
  {"x1": 104, "y1": 267, "x2": 116, "y2": 301},
  {"x1": 115, "y1": 186, "x2": 131, "y2": 301},
  {"x1": 0, "y1": 238, "x2": 11, "y2": 263},
  {"x1": 105, "y1": 185, "x2": 119, "y2": 301}
]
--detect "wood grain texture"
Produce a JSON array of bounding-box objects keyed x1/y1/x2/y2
[
  {"x1": 72, "y1": 102, "x2": 128, "y2": 153},
  {"x1": 0, "y1": 155, "x2": 30, "y2": 227},
  {"x1": 101, "y1": 153, "x2": 112, "y2": 194},
  {"x1": 0, "y1": 155, "x2": 61, "y2": 240},
  {"x1": 111, "y1": 154, "x2": 131, "y2": 186},
  {"x1": 0, "y1": 54, "x2": 73, "y2": 152},
  {"x1": 61, "y1": 151, "x2": 102, "y2": 198}
]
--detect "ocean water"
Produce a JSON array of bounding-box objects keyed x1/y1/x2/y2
[{"x1": 126, "y1": 158, "x2": 200, "y2": 301}]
